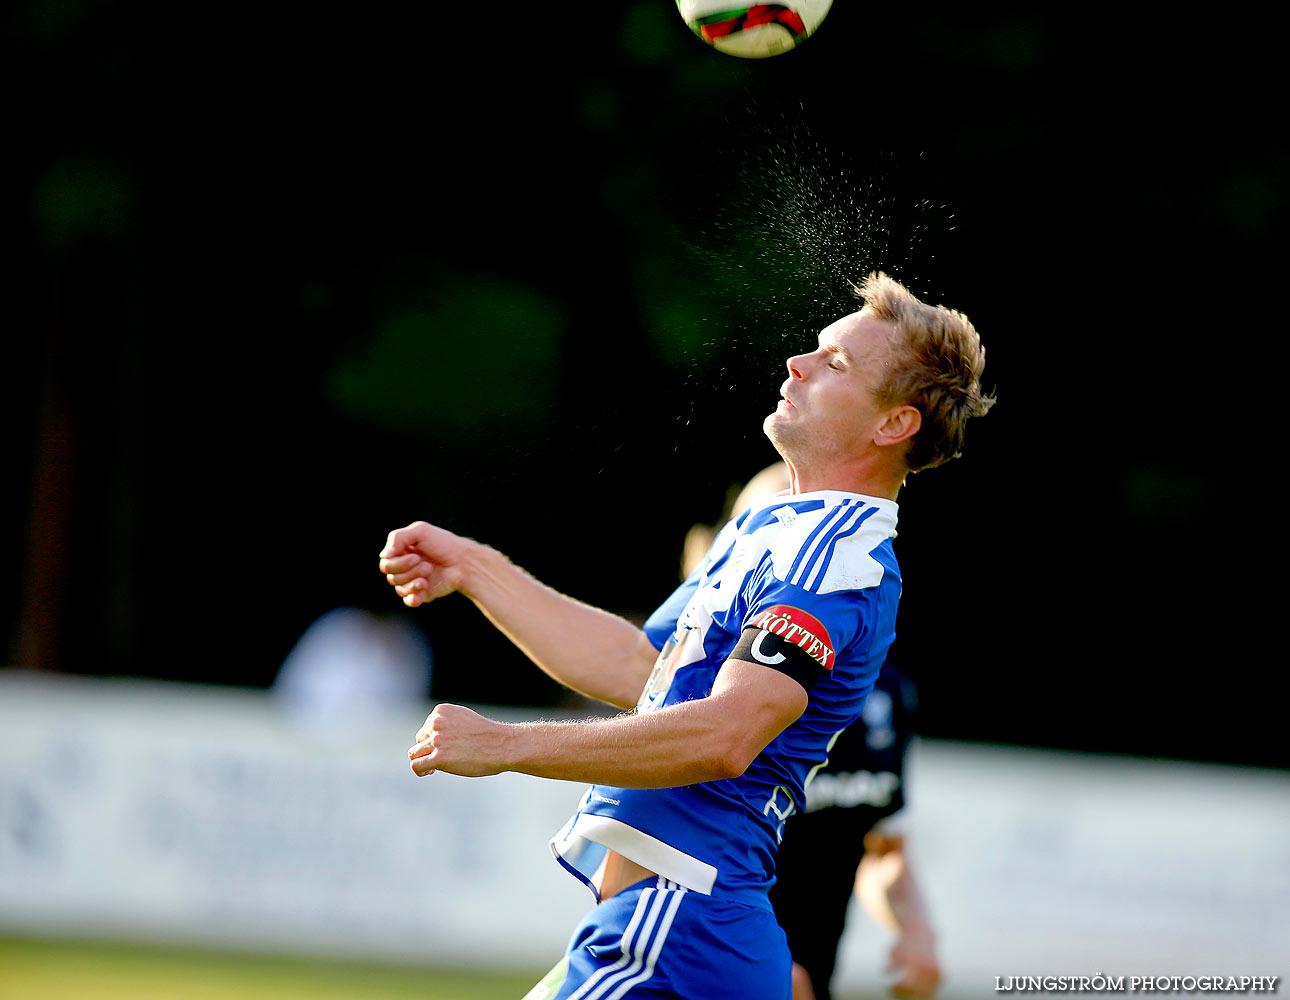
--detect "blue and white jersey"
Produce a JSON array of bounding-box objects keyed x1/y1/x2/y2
[{"x1": 550, "y1": 489, "x2": 901, "y2": 910}]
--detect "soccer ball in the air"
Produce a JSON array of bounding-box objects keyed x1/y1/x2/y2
[{"x1": 676, "y1": 1, "x2": 834, "y2": 59}]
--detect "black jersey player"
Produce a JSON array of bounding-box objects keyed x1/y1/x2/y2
[{"x1": 770, "y1": 661, "x2": 941, "y2": 1000}]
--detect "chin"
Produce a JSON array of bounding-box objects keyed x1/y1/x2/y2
[{"x1": 763, "y1": 413, "x2": 794, "y2": 451}]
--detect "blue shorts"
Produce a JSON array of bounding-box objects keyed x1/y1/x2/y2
[{"x1": 524, "y1": 877, "x2": 791, "y2": 1000}]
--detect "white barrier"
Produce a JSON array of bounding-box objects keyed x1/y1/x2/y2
[
  {"x1": 2, "y1": 672, "x2": 1287, "y2": 997},
  {"x1": 0, "y1": 672, "x2": 592, "y2": 966},
  {"x1": 833, "y1": 741, "x2": 1290, "y2": 997}
]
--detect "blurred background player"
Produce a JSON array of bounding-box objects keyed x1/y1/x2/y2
[
  {"x1": 271, "y1": 606, "x2": 433, "y2": 728},
  {"x1": 686, "y1": 465, "x2": 942, "y2": 1000}
]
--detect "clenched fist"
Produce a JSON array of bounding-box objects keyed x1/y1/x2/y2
[
  {"x1": 408, "y1": 703, "x2": 515, "y2": 778},
  {"x1": 379, "y1": 521, "x2": 471, "y2": 607}
]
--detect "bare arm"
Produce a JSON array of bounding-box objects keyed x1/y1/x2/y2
[
  {"x1": 856, "y1": 831, "x2": 942, "y2": 998},
  {"x1": 407, "y1": 658, "x2": 808, "y2": 787},
  {"x1": 379, "y1": 521, "x2": 657, "y2": 710}
]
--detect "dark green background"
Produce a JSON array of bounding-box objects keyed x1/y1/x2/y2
[{"x1": 6, "y1": 4, "x2": 1284, "y2": 766}]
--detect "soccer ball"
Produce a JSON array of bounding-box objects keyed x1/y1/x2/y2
[{"x1": 676, "y1": 1, "x2": 834, "y2": 59}]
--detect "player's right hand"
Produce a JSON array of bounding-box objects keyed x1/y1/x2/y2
[
  {"x1": 886, "y1": 930, "x2": 941, "y2": 998},
  {"x1": 378, "y1": 521, "x2": 469, "y2": 607},
  {"x1": 407, "y1": 703, "x2": 511, "y2": 778}
]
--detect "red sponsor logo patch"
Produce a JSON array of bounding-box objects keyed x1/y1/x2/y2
[{"x1": 747, "y1": 605, "x2": 835, "y2": 670}]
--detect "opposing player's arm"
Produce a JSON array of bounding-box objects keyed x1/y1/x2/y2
[
  {"x1": 380, "y1": 521, "x2": 657, "y2": 709},
  {"x1": 408, "y1": 656, "x2": 808, "y2": 787},
  {"x1": 856, "y1": 831, "x2": 942, "y2": 999}
]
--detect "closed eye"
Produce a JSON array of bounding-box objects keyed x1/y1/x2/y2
[{"x1": 816, "y1": 335, "x2": 852, "y2": 371}]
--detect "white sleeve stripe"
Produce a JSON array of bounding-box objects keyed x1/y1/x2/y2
[
  {"x1": 805, "y1": 505, "x2": 879, "y2": 592},
  {"x1": 787, "y1": 500, "x2": 856, "y2": 587}
]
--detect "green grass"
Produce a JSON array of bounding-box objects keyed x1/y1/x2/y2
[{"x1": 0, "y1": 936, "x2": 549, "y2": 1000}]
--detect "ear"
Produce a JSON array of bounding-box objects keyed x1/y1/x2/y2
[{"x1": 874, "y1": 404, "x2": 921, "y2": 448}]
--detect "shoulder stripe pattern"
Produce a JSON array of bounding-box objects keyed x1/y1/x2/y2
[
  {"x1": 788, "y1": 500, "x2": 882, "y2": 591},
  {"x1": 785, "y1": 499, "x2": 857, "y2": 586},
  {"x1": 569, "y1": 877, "x2": 687, "y2": 1000},
  {"x1": 805, "y1": 504, "x2": 879, "y2": 592}
]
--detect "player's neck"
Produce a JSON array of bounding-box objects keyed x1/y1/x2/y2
[{"x1": 786, "y1": 455, "x2": 906, "y2": 502}]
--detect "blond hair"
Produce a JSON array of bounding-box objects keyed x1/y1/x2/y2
[{"x1": 855, "y1": 272, "x2": 995, "y2": 472}]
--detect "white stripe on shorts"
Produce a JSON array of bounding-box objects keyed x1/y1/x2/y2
[
  {"x1": 601, "y1": 884, "x2": 686, "y2": 1000},
  {"x1": 570, "y1": 877, "x2": 687, "y2": 1000}
]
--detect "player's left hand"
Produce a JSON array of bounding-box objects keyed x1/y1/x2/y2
[
  {"x1": 408, "y1": 703, "x2": 512, "y2": 778},
  {"x1": 886, "y1": 929, "x2": 941, "y2": 998},
  {"x1": 790, "y1": 962, "x2": 818, "y2": 1000}
]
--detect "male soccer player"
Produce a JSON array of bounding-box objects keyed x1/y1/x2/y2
[
  {"x1": 378, "y1": 272, "x2": 993, "y2": 1000},
  {"x1": 684, "y1": 464, "x2": 941, "y2": 1000}
]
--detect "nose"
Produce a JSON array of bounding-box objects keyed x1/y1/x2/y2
[{"x1": 786, "y1": 353, "x2": 808, "y2": 380}]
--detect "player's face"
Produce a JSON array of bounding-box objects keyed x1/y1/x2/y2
[{"x1": 764, "y1": 310, "x2": 898, "y2": 463}]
